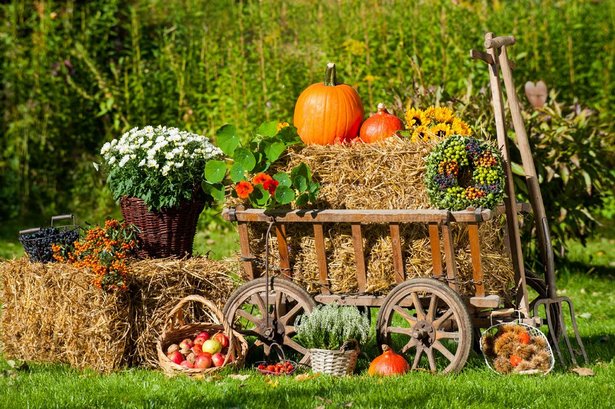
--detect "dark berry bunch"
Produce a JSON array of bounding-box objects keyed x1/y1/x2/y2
[
  {"x1": 425, "y1": 135, "x2": 505, "y2": 210},
  {"x1": 19, "y1": 226, "x2": 80, "y2": 263}
]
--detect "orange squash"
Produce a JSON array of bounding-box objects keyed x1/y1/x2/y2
[
  {"x1": 359, "y1": 103, "x2": 404, "y2": 143},
  {"x1": 293, "y1": 63, "x2": 364, "y2": 145},
  {"x1": 368, "y1": 344, "x2": 409, "y2": 376}
]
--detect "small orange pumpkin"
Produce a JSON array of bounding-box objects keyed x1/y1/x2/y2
[
  {"x1": 359, "y1": 103, "x2": 404, "y2": 143},
  {"x1": 368, "y1": 344, "x2": 409, "y2": 376},
  {"x1": 293, "y1": 63, "x2": 364, "y2": 145}
]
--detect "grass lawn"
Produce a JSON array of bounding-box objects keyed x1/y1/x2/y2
[{"x1": 0, "y1": 224, "x2": 613, "y2": 408}]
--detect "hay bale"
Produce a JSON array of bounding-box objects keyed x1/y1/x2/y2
[
  {"x1": 0, "y1": 257, "x2": 241, "y2": 371},
  {"x1": 128, "y1": 257, "x2": 241, "y2": 368},
  {"x1": 245, "y1": 138, "x2": 514, "y2": 298},
  {"x1": 0, "y1": 259, "x2": 131, "y2": 372}
]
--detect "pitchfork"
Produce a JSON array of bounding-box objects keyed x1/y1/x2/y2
[{"x1": 471, "y1": 32, "x2": 588, "y2": 368}]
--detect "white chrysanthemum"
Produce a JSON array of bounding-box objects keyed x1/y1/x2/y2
[{"x1": 119, "y1": 155, "x2": 131, "y2": 167}]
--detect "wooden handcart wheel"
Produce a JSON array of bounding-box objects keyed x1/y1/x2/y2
[
  {"x1": 223, "y1": 277, "x2": 316, "y2": 364},
  {"x1": 376, "y1": 278, "x2": 473, "y2": 373}
]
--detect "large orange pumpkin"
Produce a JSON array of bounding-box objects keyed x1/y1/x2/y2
[{"x1": 293, "y1": 63, "x2": 364, "y2": 145}]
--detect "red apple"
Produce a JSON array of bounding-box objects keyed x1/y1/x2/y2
[
  {"x1": 180, "y1": 360, "x2": 194, "y2": 368},
  {"x1": 167, "y1": 344, "x2": 179, "y2": 354},
  {"x1": 167, "y1": 350, "x2": 183, "y2": 365},
  {"x1": 186, "y1": 352, "x2": 197, "y2": 364},
  {"x1": 211, "y1": 352, "x2": 225, "y2": 367},
  {"x1": 194, "y1": 354, "x2": 212, "y2": 369},
  {"x1": 195, "y1": 331, "x2": 210, "y2": 342},
  {"x1": 179, "y1": 338, "x2": 194, "y2": 350},
  {"x1": 202, "y1": 339, "x2": 222, "y2": 355},
  {"x1": 192, "y1": 344, "x2": 203, "y2": 355},
  {"x1": 213, "y1": 332, "x2": 230, "y2": 349}
]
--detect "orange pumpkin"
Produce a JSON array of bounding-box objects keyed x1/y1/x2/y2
[
  {"x1": 368, "y1": 344, "x2": 409, "y2": 376},
  {"x1": 293, "y1": 63, "x2": 364, "y2": 145},
  {"x1": 359, "y1": 103, "x2": 404, "y2": 143}
]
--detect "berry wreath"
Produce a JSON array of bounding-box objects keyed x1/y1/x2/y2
[{"x1": 424, "y1": 135, "x2": 506, "y2": 211}]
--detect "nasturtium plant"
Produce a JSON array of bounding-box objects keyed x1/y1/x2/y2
[{"x1": 203, "y1": 121, "x2": 320, "y2": 209}]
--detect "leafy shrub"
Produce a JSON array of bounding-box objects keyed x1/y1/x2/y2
[{"x1": 295, "y1": 304, "x2": 370, "y2": 350}]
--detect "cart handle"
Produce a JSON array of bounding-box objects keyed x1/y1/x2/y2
[{"x1": 484, "y1": 35, "x2": 515, "y2": 49}]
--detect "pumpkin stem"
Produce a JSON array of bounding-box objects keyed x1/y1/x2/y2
[
  {"x1": 381, "y1": 344, "x2": 391, "y2": 352},
  {"x1": 324, "y1": 62, "x2": 337, "y2": 86},
  {"x1": 377, "y1": 103, "x2": 386, "y2": 113}
]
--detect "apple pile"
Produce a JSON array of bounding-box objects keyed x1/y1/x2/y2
[
  {"x1": 165, "y1": 331, "x2": 232, "y2": 370},
  {"x1": 257, "y1": 360, "x2": 296, "y2": 375}
]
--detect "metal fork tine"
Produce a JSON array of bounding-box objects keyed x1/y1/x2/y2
[
  {"x1": 563, "y1": 297, "x2": 589, "y2": 363},
  {"x1": 540, "y1": 300, "x2": 565, "y2": 365},
  {"x1": 554, "y1": 300, "x2": 578, "y2": 367}
]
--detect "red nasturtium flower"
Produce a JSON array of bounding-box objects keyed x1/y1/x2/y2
[
  {"x1": 262, "y1": 178, "x2": 279, "y2": 195},
  {"x1": 252, "y1": 172, "x2": 272, "y2": 186},
  {"x1": 235, "y1": 181, "x2": 254, "y2": 199}
]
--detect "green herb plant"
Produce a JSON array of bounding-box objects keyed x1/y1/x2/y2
[{"x1": 295, "y1": 304, "x2": 370, "y2": 350}]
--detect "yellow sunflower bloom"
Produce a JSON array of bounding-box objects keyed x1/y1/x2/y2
[
  {"x1": 429, "y1": 123, "x2": 453, "y2": 140},
  {"x1": 432, "y1": 106, "x2": 455, "y2": 124},
  {"x1": 276, "y1": 121, "x2": 290, "y2": 132},
  {"x1": 405, "y1": 108, "x2": 430, "y2": 128},
  {"x1": 451, "y1": 118, "x2": 473, "y2": 136},
  {"x1": 411, "y1": 125, "x2": 430, "y2": 142}
]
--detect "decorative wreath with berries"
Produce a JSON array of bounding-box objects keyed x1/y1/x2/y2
[{"x1": 424, "y1": 135, "x2": 506, "y2": 211}]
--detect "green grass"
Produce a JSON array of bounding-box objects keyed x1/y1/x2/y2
[{"x1": 1, "y1": 230, "x2": 614, "y2": 408}]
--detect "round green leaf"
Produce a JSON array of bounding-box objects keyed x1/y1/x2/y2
[
  {"x1": 234, "y1": 148, "x2": 257, "y2": 172},
  {"x1": 264, "y1": 141, "x2": 286, "y2": 163},
  {"x1": 216, "y1": 124, "x2": 240, "y2": 156},
  {"x1": 229, "y1": 162, "x2": 245, "y2": 183},
  {"x1": 274, "y1": 186, "x2": 295, "y2": 204},
  {"x1": 204, "y1": 160, "x2": 227, "y2": 183},
  {"x1": 201, "y1": 182, "x2": 226, "y2": 202},
  {"x1": 256, "y1": 121, "x2": 279, "y2": 137},
  {"x1": 274, "y1": 172, "x2": 292, "y2": 187}
]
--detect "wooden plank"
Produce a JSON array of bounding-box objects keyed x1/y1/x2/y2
[
  {"x1": 469, "y1": 295, "x2": 500, "y2": 309},
  {"x1": 351, "y1": 223, "x2": 367, "y2": 293},
  {"x1": 237, "y1": 222, "x2": 256, "y2": 279},
  {"x1": 467, "y1": 222, "x2": 485, "y2": 297},
  {"x1": 389, "y1": 223, "x2": 405, "y2": 283},
  {"x1": 223, "y1": 207, "x2": 492, "y2": 224},
  {"x1": 315, "y1": 294, "x2": 386, "y2": 307},
  {"x1": 428, "y1": 223, "x2": 443, "y2": 278},
  {"x1": 441, "y1": 223, "x2": 458, "y2": 292},
  {"x1": 275, "y1": 223, "x2": 291, "y2": 279},
  {"x1": 313, "y1": 223, "x2": 330, "y2": 294}
]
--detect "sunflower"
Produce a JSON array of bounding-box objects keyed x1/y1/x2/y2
[
  {"x1": 431, "y1": 106, "x2": 455, "y2": 124},
  {"x1": 411, "y1": 125, "x2": 430, "y2": 142},
  {"x1": 405, "y1": 107, "x2": 430, "y2": 128},
  {"x1": 451, "y1": 117, "x2": 473, "y2": 136},
  {"x1": 429, "y1": 123, "x2": 452, "y2": 139}
]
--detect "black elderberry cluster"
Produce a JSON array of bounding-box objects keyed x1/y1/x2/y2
[{"x1": 19, "y1": 227, "x2": 80, "y2": 263}]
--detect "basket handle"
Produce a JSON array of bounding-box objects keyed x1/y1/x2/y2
[
  {"x1": 164, "y1": 294, "x2": 225, "y2": 332},
  {"x1": 51, "y1": 214, "x2": 75, "y2": 227}
]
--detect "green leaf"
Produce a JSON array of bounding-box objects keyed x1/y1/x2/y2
[
  {"x1": 273, "y1": 172, "x2": 292, "y2": 187},
  {"x1": 291, "y1": 163, "x2": 311, "y2": 191},
  {"x1": 292, "y1": 175, "x2": 307, "y2": 192},
  {"x1": 204, "y1": 160, "x2": 227, "y2": 183},
  {"x1": 201, "y1": 182, "x2": 225, "y2": 202},
  {"x1": 511, "y1": 162, "x2": 525, "y2": 177},
  {"x1": 216, "y1": 124, "x2": 240, "y2": 156},
  {"x1": 295, "y1": 193, "x2": 309, "y2": 207},
  {"x1": 229, "y1": 162, "x2": 245, "y2": 183},
  {"x1": 277, "y1": 125, "x2": 301, "y2": 145},
  {"x1": 234, "y1": 148, "x2": 256, "y2": 172},
  {"x1": 256, "y1": 121, "x2": 279, "y2": 137},
  {"x1": 274, "y1": 186, "x2": 295, "y2": 204},
  {"x1": 263, "y1": 141, "x2": 286, "y2": 163},
  {"x1": 251, "y1": 185, "x2": 271, "y2": 207}
]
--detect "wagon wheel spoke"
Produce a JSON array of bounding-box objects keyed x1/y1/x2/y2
[
  {"x1": 251, "y1": 293, "x2": 268, "y2": 316},
  {"x1": 285, "y1": 325, "x2": 297, "y2": 336},
  {"x1": 436, "y1": 330, "x2": 460, "y2": 340},
  {"x1": 401, "y1": 337, "x2": 418, "y2": 354},
  {"x1": 426, "y1": 294, "x2": 438, "y2": 321},
  {"x1": 426, "y1": 347, "x2": 437, "y2": 372},
  {"x1": 432, "y1": 340, "x2": 455, "y2": 362},
  {"x1": 273, "y1": 290, "x2": 284, "y2": 316},
  {"x1": 236, "y1": 309, "x2": 262, "y2": 326},
  {"x1": 283, "y1": 335, "x2": 308, "y2": 355},
  {"x1": 411, "y1": 346, "x2": 423, "y2": 370},
  {"x1": 411, "y1": 292, "x2": 425, "y2": 320},
  {"x1": 433, "y1": 308, "x2": 454, "y2": 329},
  {"x1": 280, "y1": 303, "x2": 303, "y2": 325},
  {"x1": 388, "y1": 326, "x2": 414, "y2": 336},
  {"x1": 392, "y1": 305, "x2": 417, "y2": 326}
]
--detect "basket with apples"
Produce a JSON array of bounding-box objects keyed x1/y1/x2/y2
[{"x1": 156, "y1": 295, "x2": 248, "y2": 376}]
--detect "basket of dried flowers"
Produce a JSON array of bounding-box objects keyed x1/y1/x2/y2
[
  {"x1": 480, "y1": 320, "x2": 554, "y2": 375},
  {"x1": 157, "y1": 295, "x2": 248, "y2": 377}
]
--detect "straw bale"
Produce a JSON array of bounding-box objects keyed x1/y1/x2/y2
[
  {"x1": 128, "y1": 257, "x2": 241, "y2": 368},
  {"x1": 0, "y1": 259, "x2": 130, "y2": 372},
  {"x1": 0, "y1": 257, "x2": 241, "y2": 371},
  {"x1": 244, "y1": 137, "x2": 514, "y2": 298}
]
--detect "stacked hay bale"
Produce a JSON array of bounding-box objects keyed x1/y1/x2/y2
[
  {"x1": 247, "y1": 137, "x2": 514, "y2": 297},
  {"x1": 0, "y1": 257, "x2": 241, "y2": 372}
]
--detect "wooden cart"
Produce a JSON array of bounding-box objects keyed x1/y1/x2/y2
[{"x1": 221, "y1": 204, "x2": 539, "y2": 373}]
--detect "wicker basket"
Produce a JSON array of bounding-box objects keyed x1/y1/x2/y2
[
  {"x1": 480, "y1": 321, "x2": 554, "y2": 375},
  {"x1": 157, "y1": 295, "x2": 248, "y2": 377},
  {"x1": 309, "y1": 341, "x2": 360, "y2": 376},
  {"x1": 120, "y1": 195, "x2": 205, "y2": 259}
]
